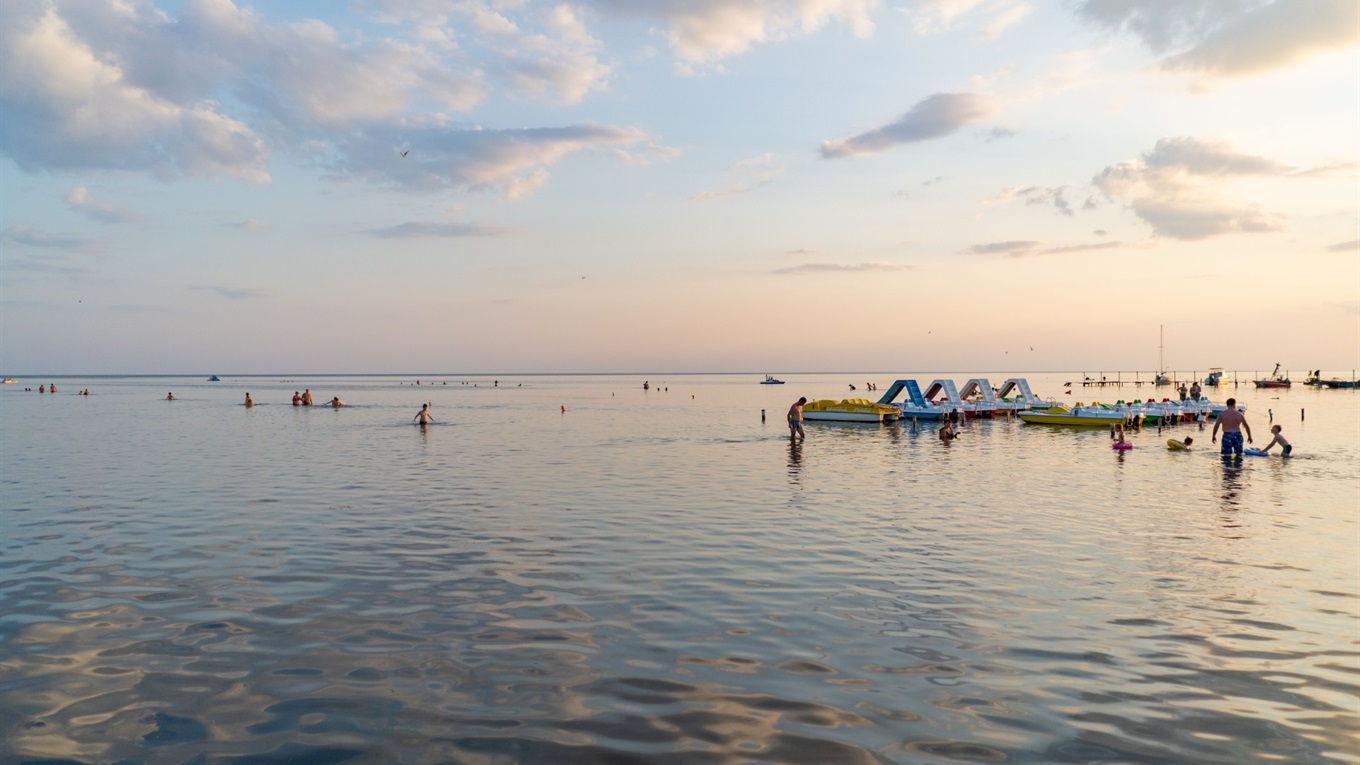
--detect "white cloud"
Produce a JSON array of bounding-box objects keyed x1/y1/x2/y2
[
  {"x1": 1327, "y1": 239, "x2": 1360, "y2": 252},
  {"x1": 1077, "y1": 0, "x2": 1360, "y2": 78},
  {"x1": 363, "y1": 221, "x2": 508, "y2": 237},
  {"x1": 190, "y1": 284, "x2": 268, "y2": 300},
  {"x1": 589, "y1": 0, "x2": 878, "y2": 65},
  {"x1": 984, "y1": 185, "x2": 1073, "y2": 215},
  {"x1": 228, "y1": 218, "x2": 269, "y2": 232},
  {"x1": 962, "y1": 240, "x2": 1038, "y2": 257},
  {"x1": 334, "y1": 122, "x2": 650, "y2": 194},
  {"x1": 774, "y1": 262, "x2": 909, "y2": 274},
  {"x1": 65, "y1": 188, "x2": 143, "y2": 224},
  {"x1": 821, "y1": 93, "x2": 991, "y2": 158},
  {"x1": 1, "y1": 225, "x2": 100, "y2": 252},
  {"x1": 1092, "y1": 137, "x2": 1291, "y2": 239},
  {"x1": 690, "y1": 153, "x2": 781, "y2": 201},
  {"x1": 0, "y1": 3, "x2": 270, "y2": 182}
]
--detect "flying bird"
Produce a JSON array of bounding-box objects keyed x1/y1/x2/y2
[{"x1": 400, "y1": 150, "x2": 409, "y2": 158}]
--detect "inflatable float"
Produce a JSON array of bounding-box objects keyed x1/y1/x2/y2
[
  {"x1": 1244, "y1": 448, "x2": 1269, "y2": 457},
  {"x1": 1112, "y1": 442, "x2": 1134, "y2": 451},
  {"x1": 1166, "y1": 440, "x2": 1189, "y2": 451}
]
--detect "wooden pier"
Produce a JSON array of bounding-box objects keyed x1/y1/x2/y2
[{"x1": 1068, "y1": 371, "x2": 1258, "y2": 389}]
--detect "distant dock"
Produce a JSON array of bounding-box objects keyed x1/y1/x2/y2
[{"x1": 1068, "y1": 371, "x2": 1262, "y2": 388}]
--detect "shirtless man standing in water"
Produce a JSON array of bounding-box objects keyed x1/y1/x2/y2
[
  {"x1": 413, "y1": 403, "x2": 435, "y2": 425},
  {"x1": 787, "y1": 397, "x2": 806, "y2": 439},
  {"x1": 1211, "y1": 397, "x2": 1252, "y2": 455}
]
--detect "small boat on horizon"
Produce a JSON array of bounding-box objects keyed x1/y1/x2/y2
[
  {"x1": 1253, "y1": 363, "x2": 1290, "y2": 389},
  {"x1": 759, "y1": 375, "x2": 785, "y2": 385},
  {"x1": 2, "y1": 378, "x2": 16, "y2": 384},
  {"x1": 1204, "y1": 368, "x2": 1224, "y2": 386},
  {"x1": 207, "y1": 375, "x2": 221, "y2": 381}
]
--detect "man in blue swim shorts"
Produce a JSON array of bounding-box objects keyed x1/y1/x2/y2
[{"x1": 1211, "y1": 397, "x2": 1252, "y2": 455}]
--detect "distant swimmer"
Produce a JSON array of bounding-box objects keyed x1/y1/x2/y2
[
  {"x1": 39, "y1": 385, "x2": 45, "y2": 393},
  {"x1": 413, "y1": 403, "x2": 435, "y2": 425},
  {"x1": 939, "y1": 420, "x2": 957, "y2": 442},
  {"x1": 292, "y1": 391, "x2": 302, "y2": 406},
  {"x1": 302, "y1": 388, "x2": 313, "y2": 406},
  {"x1": 166, "y1": 392, "x2": 175, "y2": 400},
  {"x1": 329, "y1": 397, "x2": 344, "y2": 408},
  {"x1": 49, "y1": 383, "x2": 56, "y2": 393},
  {"x1": 1259, "y1": 424, "x2": 1292, "y2": 456},
  {"x1": 245, "y1": 393, "x2": 254, "y2": 407},
  {"x1": 643, "y1": 381, "x2": 649, "y2": 390}
]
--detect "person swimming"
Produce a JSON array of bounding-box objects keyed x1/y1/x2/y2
[
  {"x1": 245, "y1": 393, "x2": 254, "y2": 407},
  {"x1": 413, "y1": 403, "x2": 434, "y2": 424},
  {"x1": 329, "y1": 397, "x2": 344, "y2": 408}
]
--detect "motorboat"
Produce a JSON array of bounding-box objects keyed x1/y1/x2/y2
[
  {"x1": 1303, "y1": 370, "x2": 1322, "y2": 386},
  {"x1": 801, "y1": 398, "x2": 901, "y2": 423},
  {"x1": 207, "y1": 375, "x2": 221, "y2": 382},
  {"x1": 1322, "y1": 378, "x2": 1357, "y2": 389},
  {"x1": 2, "y1": 378, "x2": 16, "y2": 384},
  {"x1": 1204, "y1": 368, "x2": 1224, "y2": 386},
  {"x1": 759, "y1": 375, "x2": 785, "y2": 385},
  {"x1": 1253, "y1": 363, "x2": 1290, "y2": 389},
  {"x1": 876, "y1": 379, "x2": 949, "y2": 420},
  {"x1": 1019, "y1": 402, "x2": 1128, "y2": 427}
]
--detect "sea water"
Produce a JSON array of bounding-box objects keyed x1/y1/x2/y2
[{"x1": 1, "y1": 373, "x2": 1357, "y2": 764}]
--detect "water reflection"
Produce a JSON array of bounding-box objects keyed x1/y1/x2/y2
[{"x1": 786, "y1": 438, "x2": 803, "y2": 483}]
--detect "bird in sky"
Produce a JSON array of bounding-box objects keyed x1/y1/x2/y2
[{"x1": 400, "y1": 150, "x2": 409, "y2": 158}]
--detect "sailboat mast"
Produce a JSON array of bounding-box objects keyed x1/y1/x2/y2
[{"x1": 1159, "y1": 325, "x2": 1164, "y2": 373}]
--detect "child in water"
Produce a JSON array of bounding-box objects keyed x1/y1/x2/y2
[
  {"x1": 1168, "y1": 436, "x2": 1193, "y2": 449},
  {"x1": 1259, "y1": 425, "x2": 1292, "y2": 456}
]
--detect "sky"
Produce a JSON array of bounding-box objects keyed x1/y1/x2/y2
[{"x1": 1, "y1": 0, "x2": 1358, "y2": 375}]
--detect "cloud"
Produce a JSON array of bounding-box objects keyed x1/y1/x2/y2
[
  {"x1": 0, "y1": 0, "x2": 622, "y2": 185},
  {"x1": 190, "y1": 284, "x2": 268, "y2": 300},
  {"x1": 334, "y1": 122, "x2": 650, "y2": 193},
  {"x1": 363, "y1": 221, "x2": 507, "y2": 238},
  {"x1": 228, "y1": 219, "x2": 269, "y2": 232},
  {"x1": 1129, "y1": 199, "x2": 1282, "y2": 240},
  {"x1": 985, "y1": 185, "x2": 1073, "y2": 215},
  {"x1": 1, "y1": 225, "x2": 99, "y2": 252},
  {"x1": 65, "y1": 188, "x2": 142, "y2": 224},
  {"x1": 1290, "y1": 161, "x2": 1359, "y2": 179},
  {"x1": 1037, "y1": 241, "x2": 1123, "y2": 255},
  {"x1": 821, "y1": 93, "x2": 991, "y2": 158},
  {"x1": 1092, "y1": 137, "x2": 1290, "y2": 239},
  {"x1": 785, "y1": 248, "x2": 821, "y2": 255},
  {"x1": 690, "y1": 153, "x2": 781, "y2": 201},
  {"x1": 1326, "y1": 239, "x2": 1360, "y2": 252},
  {"x1": 589, "y1": 0, "x2": 878, "y2": 66},
  {"x1": 0, "y1": 2, "x2": 270, "y2": 182},
  {"x1": 962, "y1": 241, "x2": 1038, "y2": 257},
  {"x1": 986, "y1": 127, "x2": 1017, "y2": 142},
  {"x1": 773, "y1": 262, "x2": 910, "y2": 275},
  {"x1": 1077, "y1": 0, "x2": 1360, "y2": 78}
]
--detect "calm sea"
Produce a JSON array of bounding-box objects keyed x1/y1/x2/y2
[{"x1": 2, "y1": 373, "x2": 1357, "y2": 764}]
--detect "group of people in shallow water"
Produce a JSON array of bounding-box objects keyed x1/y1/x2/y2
[{"x1": 788, "y1": 394, "x2": 1293, "y2": 455}]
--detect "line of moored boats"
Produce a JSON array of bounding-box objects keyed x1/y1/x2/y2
[{"x1": 795, "y1": 377, "x2": 1234, "y2": 427}]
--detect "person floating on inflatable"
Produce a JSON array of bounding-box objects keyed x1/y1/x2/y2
[
  {"x1": 1112, "y1": 424, "x2": 1133, "y2": 450},
  {"x1": 1167, "y1": 436, "x2": 1193, "y2": 450}
]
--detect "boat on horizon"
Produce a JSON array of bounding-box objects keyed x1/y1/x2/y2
[
  {"x1": 207, "y1": 375, "x2": 221, "y2": 382},
  {"x1": 759, "y1": 375, "x2": 785, "y2": 385},
  {"x1": 1204, "y1": 368, "x2": 1224, "y2": 386},
  {"x1": 1253, "y1": 363, "x2": 1290, "y2": 389},
  {"x1": 2, "y1": 378, "x2": 16, "y2": 384}
]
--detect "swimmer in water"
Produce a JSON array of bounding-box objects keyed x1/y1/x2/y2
[
  {"x1": 939, "y1": 420, "x2": 957, "y2": 442},
  {"x1": 413, "y1": 403, "x2": 435, "y2": 425},
  {"x1": 1258, "y1": 424, "x2": 1292, "y2": 456},
  {"x1": 329, "y1": 397, "x2": 344, "y2": 408},
  {"x1": 245, "y1": 393, "x2": 254, "y2": 407},
  {"x1": 166, "y1": 392, "x2": 175, "y2": 400},
  {"x1": 1168, "y1": 436, "x2": 1193, "y2": 449}
]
